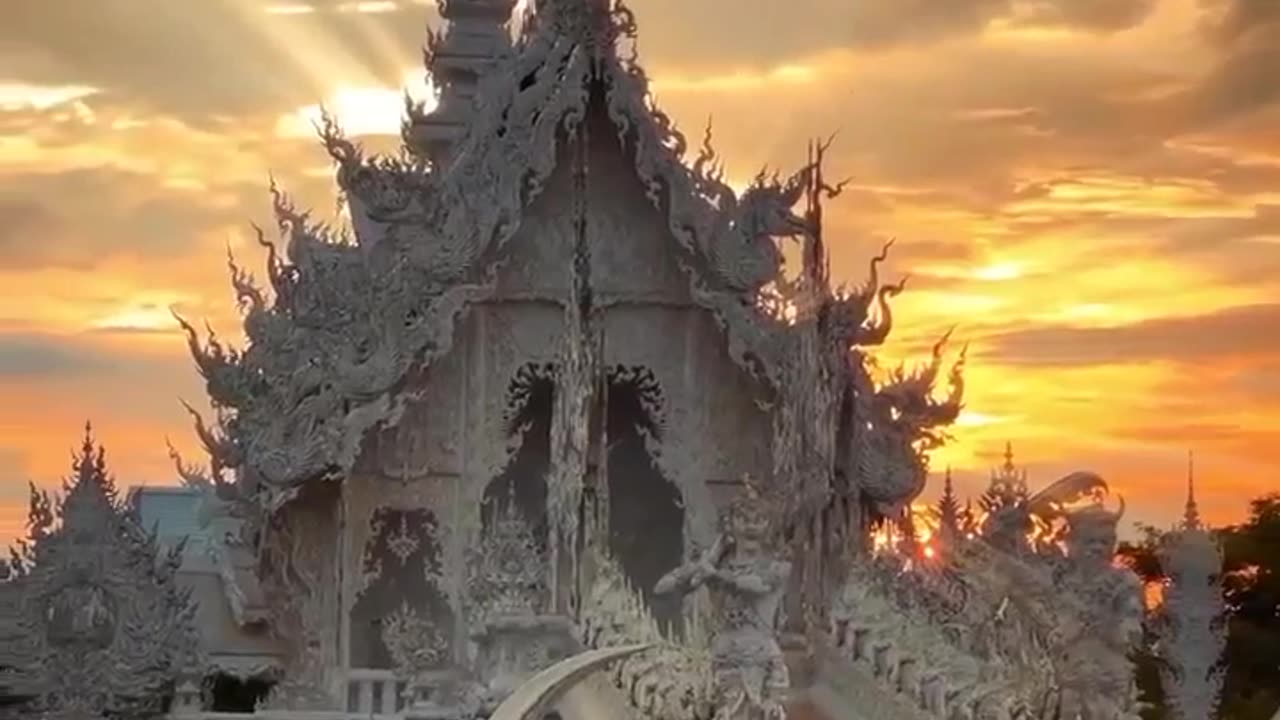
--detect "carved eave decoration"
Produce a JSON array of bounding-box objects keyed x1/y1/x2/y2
[{"x1": 177, "y1": 0, "x2": 964, "y2": 519}]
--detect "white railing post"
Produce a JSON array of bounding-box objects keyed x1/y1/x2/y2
[{"x1": 171, "y1": 678, "x2": 204, "y2": 716}]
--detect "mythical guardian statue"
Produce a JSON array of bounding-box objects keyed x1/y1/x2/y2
[
  {"x1": 1049, "y1": 481, "x2": 1144, "y2": 720},
  {"x1": 655, "y1": 477, "x2": 791, "y2": 720}
]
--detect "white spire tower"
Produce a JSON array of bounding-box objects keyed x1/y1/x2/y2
[
  {"x1": 405, "y1": 0, "x2": 520, "y2": 165},
  {"x1": 1184, "y1": 450, "x2": 1201, "y2": 530},
  {"x1": 1157, "y1": 449, "x2": 1225, "y2": 720}
]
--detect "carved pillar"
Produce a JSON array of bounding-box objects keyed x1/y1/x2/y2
[{"x1": 547, "y1": 112, "x2": 599, "y2": 619}]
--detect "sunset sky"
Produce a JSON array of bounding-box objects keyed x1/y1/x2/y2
[{"x1": 1, "y1": 0, "x2": 1277, "y2": 545}]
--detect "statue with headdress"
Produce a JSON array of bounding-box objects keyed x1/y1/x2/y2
[
  {"x1": 1038, "y1": 473, "x2": 1143, "y2": 720},
  {"x1": 655, "y1": 475, "x2": 792, "y2": 720}
]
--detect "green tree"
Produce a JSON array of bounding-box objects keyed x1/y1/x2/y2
[
  {"x1": 1118, "y1": 523, "x2": 1171, "y2": 720},
  {"x1": 1217, "y1": 494, "x2": 1280, "y2": 720}
]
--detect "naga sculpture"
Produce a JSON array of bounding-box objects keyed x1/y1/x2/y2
[
  {"x1": 852, "y1": 332, "x2": 966, "y2": 515},
  {"x1": 488, "y1": 643, "x2": 656, "y2": 720},
  {"x1": 655, "y1": 478, "x2": 792, "y2": 720},
  {"x1": 700, "y1": 162, "x2": 813, "y2": 295}
]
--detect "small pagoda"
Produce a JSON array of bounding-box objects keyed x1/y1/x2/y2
[{"x1": 2, "y1": 424, "x2": 202, "y2": 718}]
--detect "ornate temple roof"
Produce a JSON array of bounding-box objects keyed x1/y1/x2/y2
[
  {"x1": 177, "y1": 0, "x2": 963, "y2": 519},
  {"x1": 405, "y1": 0, "x2": 520, "y2": 163}
]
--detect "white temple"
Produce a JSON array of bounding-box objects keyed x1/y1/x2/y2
[{"x1": 0, "y1": 1, "x2": 1231, "y2": 719}]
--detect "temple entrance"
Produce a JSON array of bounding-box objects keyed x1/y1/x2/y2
[
  {"x1": 604, "y1": 365, "x2": 684, "y2": 634},
  {"x1": 483, "y1": 363, "x2": 555, "y2": 539},
  {"x1": 207, "y1": 674, "x2": 274, "y2": 713}
]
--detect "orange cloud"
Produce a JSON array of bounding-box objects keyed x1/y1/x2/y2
[{"x1": 1, "y1": 0, "x2": 1279, "y2": 549}]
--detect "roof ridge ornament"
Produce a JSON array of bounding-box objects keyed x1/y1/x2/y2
[
  {"x1": 533, "y1": 0, "x2": 634, "y2": 56},
  {"x1": 1183, "y1": 449, "x2": 1202, "y2": 530},
  {"x1": 408, "y1": 0, "x2": 520, "y2": 163}
]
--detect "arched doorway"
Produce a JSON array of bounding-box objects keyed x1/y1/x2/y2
[
  {"x1": 604, "y1": 365, "x2": 684, "y2": 635},
  {"x1": 482, "y1": 363, "x2": 555, "y2": 541}
]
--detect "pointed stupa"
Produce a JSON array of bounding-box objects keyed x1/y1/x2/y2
[
  {"x1": 1157, "y1": 448, "x2": 1226, "y2": 718},
  {"x1": 1183, "y1": 450, "x2": 1202, "y2": 531},
  {"x1": 937, "y1": 467, "x2": 961, "y2": 540},
  {"x1": 986, "y1": 441, "x2": 1028, "y2": 503},
  {"x1": 405, "y1": 0, "x2": 520, "y2": 165},
  {"x1": 62, "y1": 420, "x2": 120, "y2": 524}
]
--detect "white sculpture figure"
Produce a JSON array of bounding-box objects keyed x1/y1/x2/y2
[
  {"x1": 655, "y1": 478, "x2": 791, "y2": 720},
  {"x1": 1053, "y1": 491, "x2": 1144, "y2": 720}
]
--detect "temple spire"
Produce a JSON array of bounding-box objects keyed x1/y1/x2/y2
[
  {"x1": 405, "y1": 0, "x2": 519, "y2": 165},
  {"x1": 986, "y1": 441, "x2": 1028, "y2": 505},
  {"x1": 1183, "y1": 450, "x2": 1201, "y2": 530},
  {"x1": 540, "y1": 0, "x2": 614, "y2": 42},
  {"x1": 937, "y1": 467, "x2": 961, "y2": 540},
  {"x1": 68, "y1": 419, "x2": 118, "y2": 509}
]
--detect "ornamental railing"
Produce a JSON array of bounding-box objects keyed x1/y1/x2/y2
[{"x1": 345, "y1": 668, "x2": 409, "y2": 716}]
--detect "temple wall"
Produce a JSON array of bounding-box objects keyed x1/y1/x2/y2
[
  {"x1": 343, "y1": 300, "x2": 564, "y2": 672},
  {"x1": 337, "y1": 100, "x2": 774, "y2": 676}
]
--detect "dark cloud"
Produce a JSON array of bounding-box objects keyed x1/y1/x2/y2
[
  {"x1": 841, "y1": 0, "x2": 1011, "y2": 49},
  {"x1": 1031, "y1": 202, "x2": 1280, "y2": 288},
  {"x1": 0, "y1": 0, "x2": 1165, "y2": 118},
  {"x1": 0, "y1": 200, "x2": 63, "y2": 265},
  {"x1": 0, "y1": 167, "x2": 248, "y2": 271},
  {"x1": 0, "y1": 447, "x2": 34, "y2": 502},
  {"x1": 631, "y1": 0, "x2": 1158, "y2": 71},
  {"x1": 1158, "y1": 203, "x2": 1280, "y2": 249},
  {"x1": 1200, "y1": 0, "x2": 1280, "y2": 45},
  {"x1": 1173, "y1": 0, "x2": 1280, "y2": 124},
  {"x1": 0, "y1": 333, "x2": 115, "y2": 377},
  {"x1": 0, "y1": 0, "x2": 433, "y2": 117},
  {"x1": 1107, "y1": 422, "x2": 1280, "y2": 462},
  {"x1": 1186, "y1": 32, "x2": 1280, "y2": 122},
  {"x1": 983, "y1": 303, "x2": 1280, "y2": 366},
  {"x1": 0, "y1": 333, "x2": 202, "y2": 423},
  {"x1": 1011, "y1": 0, "x2": 1160, "y2": 32},
  {"x1": 1225, "y1": 362, "x2": 1280, "y2": 402},
  {"x1": 812, "y1": 50, "x2": 1180, "y2": 191}
]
